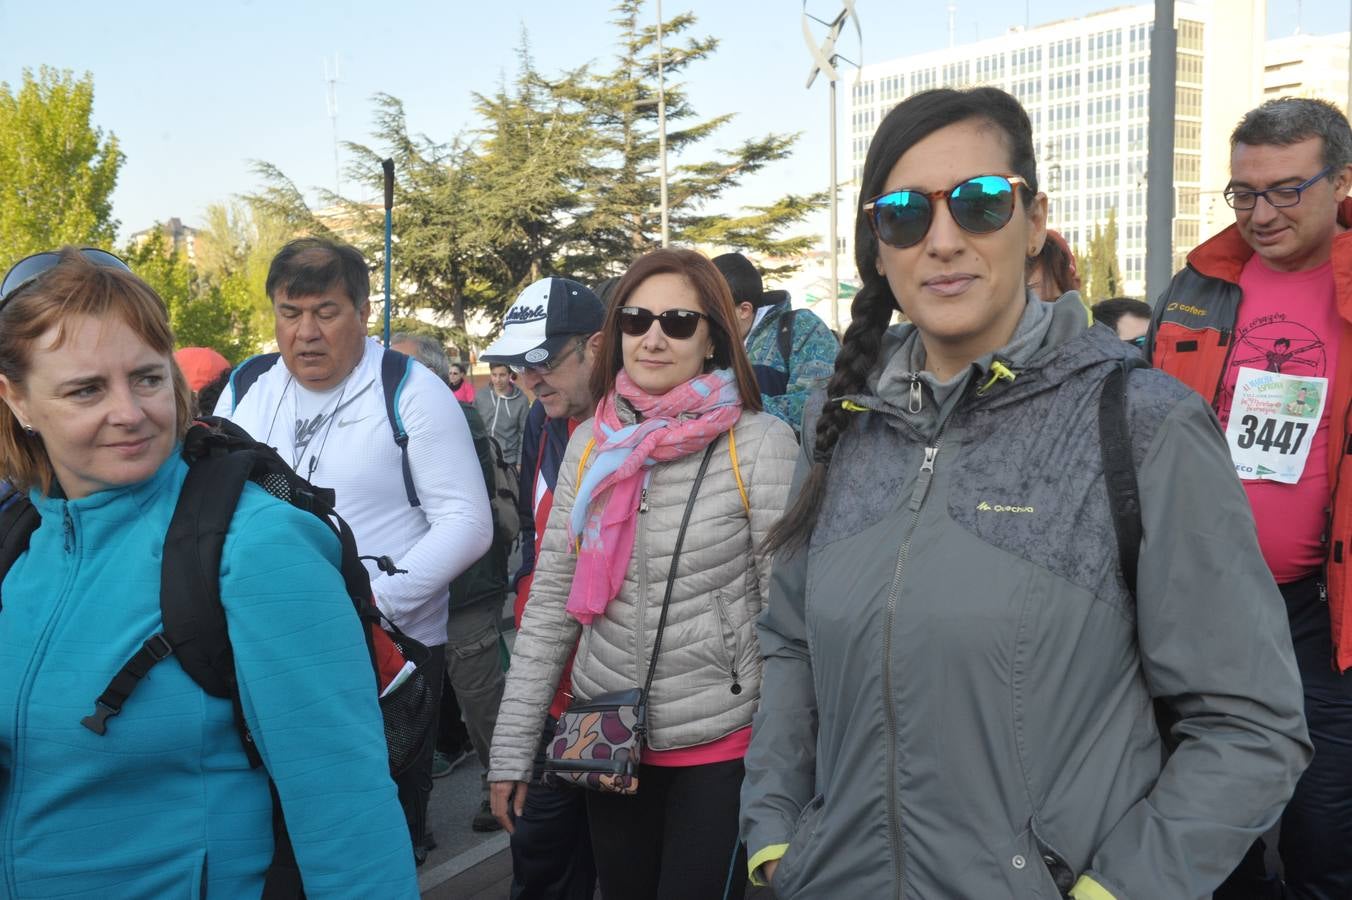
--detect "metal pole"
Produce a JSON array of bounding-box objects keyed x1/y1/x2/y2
[
  {"x1": 657, "y1": 0, "x2": 670, "y2": 248},
  {"x1": 1347, "y1": 2, "x2": 1351, "y2": 117},
  {"x1": 829, "y1": 77, "x2": 839, "y2": 332},
  {"x1": 382, "y1": 158, "x2": 394, "y2": 348},
  {"x1": 1145, "y1": 0, "x2": 1176, "y2": 305}
]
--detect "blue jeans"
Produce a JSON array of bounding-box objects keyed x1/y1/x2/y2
[{"x1": 1216, "y1": 575, "x2": 1352, "y2": 900}]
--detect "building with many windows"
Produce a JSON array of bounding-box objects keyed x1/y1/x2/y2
[
  {"x1": 845, "y1": 1, "x2": 1267, "y2": 299},
  {"x1": 1263, "y1": 31, "x2": 1351, "y2": 112}
]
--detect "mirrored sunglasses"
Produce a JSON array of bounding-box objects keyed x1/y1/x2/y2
[
  {"x1": 0, "y1": 248, "x2": 131, "y2": 310},
  {"x1": 864, "y1": 174, "x2": 1029, "y2": 250}
]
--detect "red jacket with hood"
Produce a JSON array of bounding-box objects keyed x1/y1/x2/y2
[{"x1": 1148, "y1": 197, "x2": 1352, "y2": 672}]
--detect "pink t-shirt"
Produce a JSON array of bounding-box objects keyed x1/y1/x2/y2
[
  {"x1": 451, "y1": 380, "x2": 476, "y2": 404},
  {"x1": 643, "y1": 726, "x2": 752, "y2": 768},
  {"x1": 1217, "y1": 256, "x2": 1340, "y2": 583}
]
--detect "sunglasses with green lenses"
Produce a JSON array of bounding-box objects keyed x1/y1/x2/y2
[
  {"x1": 863, "y1": 174, "x2": 1030, "y2": 250},
  {"x1": 0, "y1": 248, "x2": 131, "y2": 310}
]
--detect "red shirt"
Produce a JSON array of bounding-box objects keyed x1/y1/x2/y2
[
  {"x1": 514, "y1": 416, "x2": 581, "y2": 720},
  {"x1": 1218, "y1": 256, "x2": 1340, "y2": 582}
]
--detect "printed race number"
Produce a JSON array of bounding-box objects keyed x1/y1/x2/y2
[
  {"x1": 1225, "y1": 367, "x2": 1327, "y2": 484},
  {"x1": 1233, "y1": 416, "x2": 1309, "y2": 455}
]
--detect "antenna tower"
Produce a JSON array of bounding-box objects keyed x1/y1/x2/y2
[{"x1": 324, "y1": 55, "x2": 341, "y2": 198}]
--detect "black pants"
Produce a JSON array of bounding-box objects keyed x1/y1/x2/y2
[
  {"x1": 1215, "y1": 575, "x2": 1352, "y2": 900},
  {"x1": 509, "y1": 718, "x2": 597, "y2": 900},
  {"x1": 585, "y1": 759, "x2": 748, "y2": 900},
  {"x1": 396, "y1": 642, "x2": 445, "y2": 864}
]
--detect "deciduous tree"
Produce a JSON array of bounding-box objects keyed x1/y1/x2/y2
[{"x1": 0, "y1": 67, "x2": 123, "y2": 264}]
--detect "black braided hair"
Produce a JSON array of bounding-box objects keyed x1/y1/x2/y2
[{"x1": 764, "y1": 86, "x2": 1039, "y2": 554}]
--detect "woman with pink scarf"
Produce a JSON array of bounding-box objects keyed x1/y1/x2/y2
[{"x1": 489, "y1": 248, "x2": 798, "y2": 899}]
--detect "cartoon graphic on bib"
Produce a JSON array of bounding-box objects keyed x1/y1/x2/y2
[{"x1": 1218, "y1": 315, "x2": 1328, "y2": 428}]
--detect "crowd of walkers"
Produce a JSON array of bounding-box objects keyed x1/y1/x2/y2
[{"x1": 0, "y1": 84, "x2": 1349, "y2": 900}]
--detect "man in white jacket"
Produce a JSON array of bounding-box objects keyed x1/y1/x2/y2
[{"x1": 214, "y1": 237, "x2": 491, "y2": 865}]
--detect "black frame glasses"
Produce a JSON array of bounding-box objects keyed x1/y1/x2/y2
[
  {"x1": 0, "y1": 248, "x2": 131, "y2": 310},
  {"x1": 616, "y1": 306, "x2": 710, "y2": 340},
  {"x1": 1223, "y1": 167, "x2": 1333, "y2": 210},
  {"x1": 863, "y1": 174, "x2": 1030, "y2": 250}
]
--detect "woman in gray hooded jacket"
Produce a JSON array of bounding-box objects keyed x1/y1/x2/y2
[{"x1": 740, "y1": 87, "x2": 1311, "y2": 900}]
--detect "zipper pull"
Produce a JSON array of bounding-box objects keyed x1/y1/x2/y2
[
  {"x1": 730, "y1": 667, "x2": 742, "y2": 695},
  {"x1": 909, "y1": 446, "x2": 940, "y2": 511},
  {"x1": 63, "y1": 508, "x2": 74, "y2": 553},
  {"x1": 909, "y1": 377, "x2": 923, "y2": 414},
  {"x1": 1319, "y1": 580, "x2": 1328, "y2": 603},
  {"x1": 638, "y1": 488, "x2": 649, "y2": 513}
]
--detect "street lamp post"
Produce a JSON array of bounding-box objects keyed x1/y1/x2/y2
[
  {"x1": 803, "y1": 1, "x2": 860, "y2": 333},
  {"x1": 657, "y1": 0, "x2": 670, "y2": 248},
  {"x1": 1145, "y1": 0, "x2": 1177, "y2": 304}
]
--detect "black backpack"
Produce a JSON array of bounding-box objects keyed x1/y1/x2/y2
[{"x1": 0, "y1": 417, "x2": 434, "y2": 898}]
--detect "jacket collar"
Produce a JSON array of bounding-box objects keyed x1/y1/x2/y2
[
  {"x1": 31, "y1": 446, "x2": 187, "y2": 548},
  {"x1": 839, "y1": 293, "x2": 1133, "y2": 428},
  {"x1": 1188, "y1": 196, "x2": 1352, "y2": 290}
]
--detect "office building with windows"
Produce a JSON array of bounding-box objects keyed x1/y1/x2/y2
[{"x1": 845, "y1": 1, "x2": 1267, "y2": 299}]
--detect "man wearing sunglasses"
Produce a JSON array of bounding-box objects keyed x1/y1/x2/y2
[
  {"x1": 712, "y1": 251, "x2": 838, "y2": 438},
  {"x1": 479, "y1": 276, "x2": 602, "y2": 900},
  {"x1": 1150, "y1": 97, "x2": 1352, "y2": 900}
]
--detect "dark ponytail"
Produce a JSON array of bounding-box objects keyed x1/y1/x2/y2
[{"x1": 763, "y1": 86, "x2": 1038, "y2": 554}]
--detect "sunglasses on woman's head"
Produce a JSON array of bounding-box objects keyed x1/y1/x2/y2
[
  {"x1": 616, "y1": 306, "x2": 709, "y2": 340},
  {"x1": 0, "y1": 248, "x2": 131, "y2": 310},
  {"x1": 863, "y1": 174, "x2": 1030, "y2": 250}
]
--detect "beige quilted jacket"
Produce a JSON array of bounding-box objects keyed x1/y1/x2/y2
[{"x1": 489, "y1": 409, "x2": 797, "y2": 782}]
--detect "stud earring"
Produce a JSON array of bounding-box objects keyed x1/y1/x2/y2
[{"x1": 22, "y1": 426, "x2": 36, "y2": 438}]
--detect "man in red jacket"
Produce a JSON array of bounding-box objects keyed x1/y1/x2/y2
[{"x1": 1149, "y1": 96, "x2": 1352, "y2": 900}]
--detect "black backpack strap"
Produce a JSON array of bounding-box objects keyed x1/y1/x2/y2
[
  {"x1": 79, "y1": 424, "x2": 259, "y2": 737},
  {"x1": 380, "y1": 349, "x2": 419, "y2": 508},
  {"x1": 0, "y1": 487, "x2": 40, "y2": 612},
  {"x1": 160, "y1": 431, "x2": 258, "y2": 699},
  {"x1": 228, "y1": 352, "x2": 281, "y2": 410},
  {"x1": 776, "y1": 308, "x2": 798, "y2": 373},
  {"x1": 1099, "y1": 355, "x2": 1150, "y2": 596}
]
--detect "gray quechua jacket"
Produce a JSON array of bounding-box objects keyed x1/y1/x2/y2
[{"x1": 741, "y1": 294, "x2": 1311, "y2": 900}]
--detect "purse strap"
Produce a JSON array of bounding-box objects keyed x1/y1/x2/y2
[{"x1": 638, "y1": 439, "x2": 719, "y2": 720}]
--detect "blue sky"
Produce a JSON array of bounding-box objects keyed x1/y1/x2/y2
[{"x1": 0, "y1": 0, "x2": 1347, "y2": 244}]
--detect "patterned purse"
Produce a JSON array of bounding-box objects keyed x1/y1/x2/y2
[{"x1": 542, "y1": 442, "x2": 717, "y2": 795}]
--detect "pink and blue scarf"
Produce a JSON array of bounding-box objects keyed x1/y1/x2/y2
[{"x1": 566, "y1": 368, "x2": 743, "y2": 624}]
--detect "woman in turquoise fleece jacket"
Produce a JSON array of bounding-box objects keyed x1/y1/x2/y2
[{"x1": 0, "y1": 248, "x2": 417, "y2": 898}]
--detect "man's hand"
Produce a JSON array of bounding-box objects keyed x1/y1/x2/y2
[{"x1": 489, "y1": 780, "x2": 528, "y2": 834}]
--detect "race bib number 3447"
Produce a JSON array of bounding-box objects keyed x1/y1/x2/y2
[{"x1": 1224, "y1": 366, "x2": 1328, "y2": 484}]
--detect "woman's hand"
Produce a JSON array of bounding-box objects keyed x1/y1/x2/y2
[
  {"x1": 489, "y1": 780, "x2": 529, "y2": 834},
  {"x1": 762, "y1": 859, "x2": 779, "y2": 884}
]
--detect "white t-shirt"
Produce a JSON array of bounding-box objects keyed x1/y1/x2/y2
[{"x1": 214, "y1": 338, "x2": 492, "y2": 646}]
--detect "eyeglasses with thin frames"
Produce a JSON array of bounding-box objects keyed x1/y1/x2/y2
[
  {"x1": 1223, "y1": 167, "x2": 1333, "y2": 211},
  {"x1": 509, "y1": 337, "x2": 587, "y2": 376}
]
